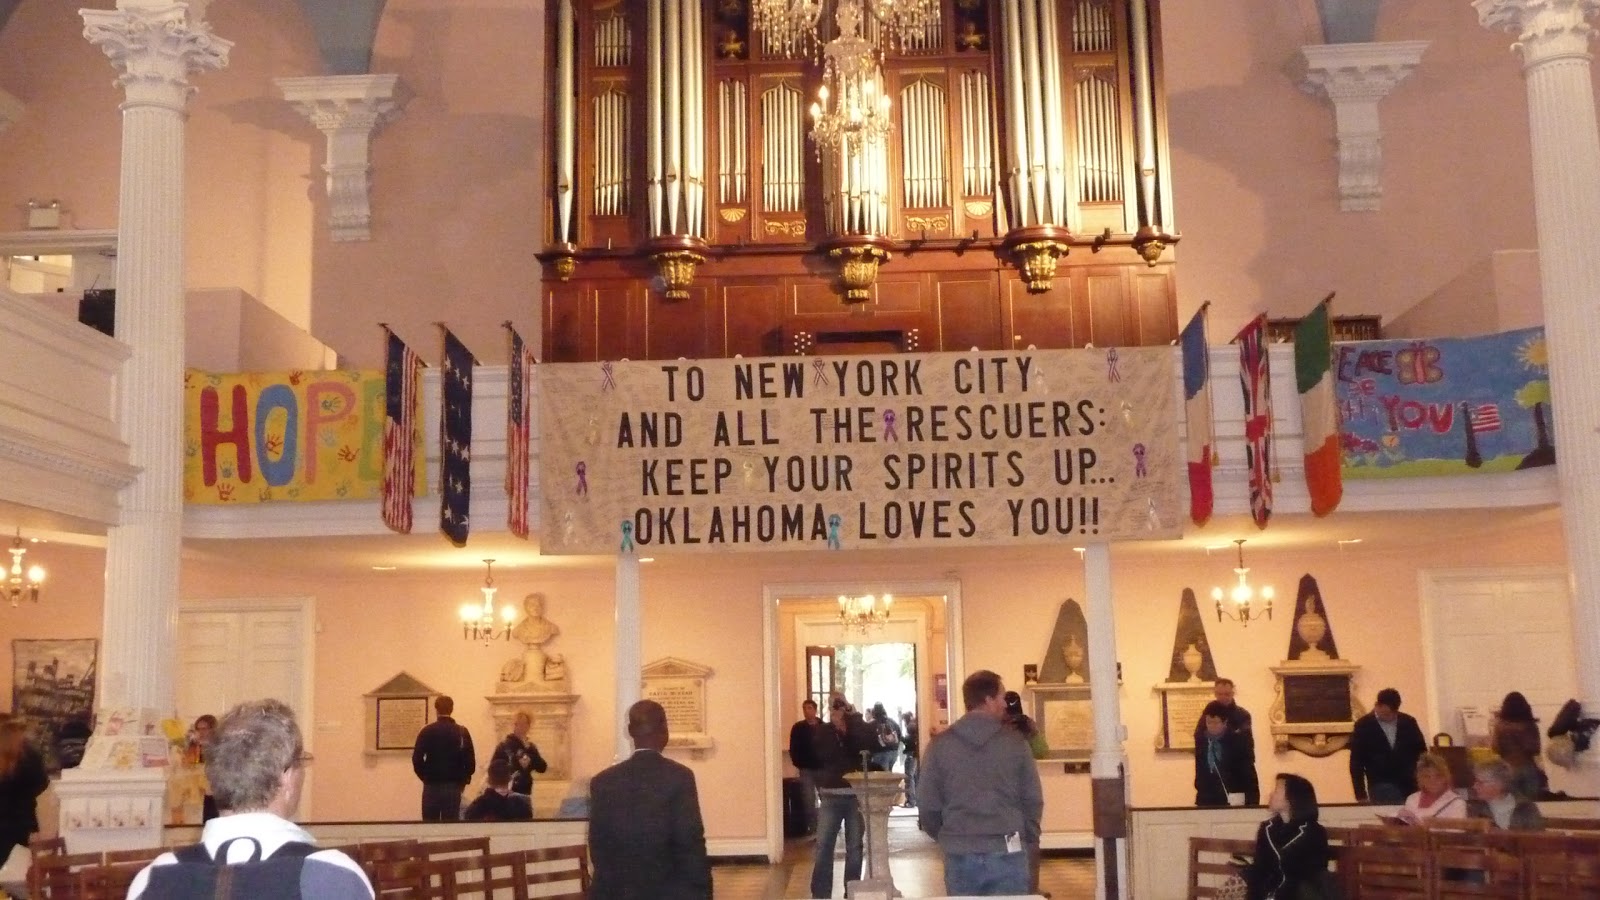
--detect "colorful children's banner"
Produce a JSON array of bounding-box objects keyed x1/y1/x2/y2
[
  {"x1": 184, "y1": 369, "x2": 423, "y2": 504},
  {"x1": 538, "y1": 348, "x2": 1182, "y2": 555},
  {"x1": 1335, "y1": 327, "x2": 1554, "y2": 478}
]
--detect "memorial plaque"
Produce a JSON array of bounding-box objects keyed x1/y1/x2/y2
[
  {"x1": 1029, "y1": 685, "x2": 1092, "y2": 761},
  {"x1": 1282, "y1": 674, "x2": 1351, "y2": 724},
  {"x1": 375, "y1": 697, "x2": 429, "y2": 750},
  {"x1": 641, "y1": 657, "x2": 714, "y2": 751},
  {"x1": 1155, "y1": 685, "x2": 1215, "y2": 751}
]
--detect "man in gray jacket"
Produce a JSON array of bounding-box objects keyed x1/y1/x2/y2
[{"x1": 918, "y1": 670, "x2": 1043, "y2": 896}]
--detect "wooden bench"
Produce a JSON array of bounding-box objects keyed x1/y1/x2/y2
[{"x1": 1186, "y1": 836, "x2": 1254, "y2": 899}]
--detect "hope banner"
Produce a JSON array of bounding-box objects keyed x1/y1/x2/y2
[
  {"x1": 539, "y1": 348, "x2": 1181, "y2": 555},
  {"x1": 183, "y1": 368, "x2": 420, "y2": 504}
]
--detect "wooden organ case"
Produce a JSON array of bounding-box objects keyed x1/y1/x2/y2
[{"x1": 539, "y1": 0, "x2": 1179, "y2": 362}]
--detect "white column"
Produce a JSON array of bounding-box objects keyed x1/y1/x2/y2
[
  {"x1": 1478, "y1": 0, "x2": 1600, "y2": 781},
  {"x1": 1299, "y1": 41, "x2": 1429, "y2": 212},
  {"x1": 81, "y1": 1, "x2": 230, "y2": 714},
  {"x1": 1085, "y1": 543, "x2": 1128, "y2": 900},
  {"x1": 277, "y1": 74, "x2": 410, "y2": 242},
  {"x1": 614, "y1": 553, "x2": 642, "y2": 760}
]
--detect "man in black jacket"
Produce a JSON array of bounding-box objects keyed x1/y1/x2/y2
[
  {"x1": 412, "y1": 695, "x2": 476, "y2": 821},
  {"x1": 809, "y1": 697, "x2": 878, "y2": 898},
  {"x1": 463, "y1": 758, "x2": 533, "y2": 822},
  {"x1": 1348, "y1": 687, "x2": 1428, "y2": 803},
  {"x1": 1195, "y1": 701, "x2": 1259, "y2": 807},
  {"x1": 789, "y1": 699, "x2": 823, "y2": 834}
]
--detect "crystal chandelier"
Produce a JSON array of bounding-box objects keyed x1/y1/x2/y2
[
  {"x1": 751, "y1": 0, "x2": 940, "y2": 57},
  {"x1": 838, "y1": 592, "x2": 892, "y2": 632},
  {"x1": 809, "y1": 3, "x2": 892, "y2": 154},
  {"x1": 1211, "y1": 540, "x2": 1273, "y2": 626},
  {"x1": 460, "y1": 559, "x2": 515, "y2": 643},
  {"x1": 5, "y1": 530, "x2": 44, "y2": 606}
]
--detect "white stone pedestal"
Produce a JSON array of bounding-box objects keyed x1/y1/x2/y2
[
  {"x1": 55, "y1": 768, "x2": 168, "y2": 854},
  {"x1": 844, "y1": 771, "x2": 904, "y2": 899},
  {"x1": 486, "y1": 693, "x2": 579, "y2": 815}
]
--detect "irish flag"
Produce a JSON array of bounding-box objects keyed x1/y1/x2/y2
[
  {"x1": 1295, "y1": 297, "x2": 1342, "y2": 517},
  {"x1": 1180, "y1": 306, "x2": 1215, "y2": 526}
]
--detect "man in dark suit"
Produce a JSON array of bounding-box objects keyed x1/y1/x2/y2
[
  {"x1": 589, "y1": 699, "x2": 712, "y2": 900},
  {"x1": 1349, "y1": 687, "x2": 1428, "y2": 803}
]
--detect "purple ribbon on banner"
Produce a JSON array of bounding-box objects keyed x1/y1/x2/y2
[
  {"x1": 1132, "y1": 443, "x2": 1147, "y2": 477},
  {"x1": 600, "y1": 361, "x2": 617, "y2": 391},
  {"x1": 813, "y1": 359, "x2": 829, "y2": 387},
  {"x1": 883, "y1": 410, "x2": 898, "y2": 442},
  {"x1": 576, "y1": 461, "x2": 589, "y2": 494},
  {"x1": 1106, "y1": 348, "x2": 1121, "y2": 382}
]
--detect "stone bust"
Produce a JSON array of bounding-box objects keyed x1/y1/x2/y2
[{"x1": 498, "y1": 593, "x2": 569, "y2": 692}]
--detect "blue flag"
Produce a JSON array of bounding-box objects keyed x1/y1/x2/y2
[{"x1": 440, "y1": 329, "x2": 477, "y2": 546}]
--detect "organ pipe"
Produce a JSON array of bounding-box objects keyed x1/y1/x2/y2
[
  {"x1": 647, "y1": 0, "x2": 663, "y2": 234},
  {"x1": 1001, "y1": 0, "x2": 1031, "y2": 227},
  {"x1": 554, "y1": 0, "x2": 575, "y2": 243},
  {"x1": 1040, "y1": 0, "x2": 1068, "y2": 223},
  {"x1": 1129, "y1": 0, "x2": 1158, "y2": 231},
  {"x1": 664, "y1": 0, "x2": 682, "y2": 234}
]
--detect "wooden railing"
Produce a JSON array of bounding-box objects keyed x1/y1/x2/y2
[
  {"x1": 1188, "y1": 820, "x2": 1600, "y2": 900},
  {"x1": 25, "y1": 835, "x2": 590, "y2": 900}
]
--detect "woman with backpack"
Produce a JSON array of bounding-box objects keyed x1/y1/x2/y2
[{"x1": 868, "y1": 702, "x2": 901, "y2": 773}]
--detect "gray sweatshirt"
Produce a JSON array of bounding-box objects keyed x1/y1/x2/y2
[{"x1": 917, "y1": 710, "x2": 1044, "y2": 853}]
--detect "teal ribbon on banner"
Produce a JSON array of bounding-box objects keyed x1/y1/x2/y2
[
  {"x1": 827, "y1": 514, "x2": 842, "y2": 549},
  {"x1": 619, "y1": 521, "x2": 634, "y2": 553}
]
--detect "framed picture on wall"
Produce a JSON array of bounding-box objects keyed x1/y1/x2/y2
[{"x1": 11, "y1": 638, "x2": 98, "y2": 772}]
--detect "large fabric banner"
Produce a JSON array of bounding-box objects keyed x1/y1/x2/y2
[
  {"x1": 539, "y1": 348, "x2": 1181, "y2": 554},
  {"x1": 184, "y1": 369, "x2": 406, "y2": 503},
  {"x1": 1335, "y1": 327, "x2": 1553, "y2": 478}
]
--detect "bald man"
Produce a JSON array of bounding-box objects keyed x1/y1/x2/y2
[{"x1": 588, "y1": 700, "x2": 712, "y2": 899}]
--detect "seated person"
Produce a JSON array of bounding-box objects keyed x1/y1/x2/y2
[
  {"x1": 463, "y1": 759, "x2": 533, "y2": 823},
  {"x1": 1239, "y1": 773, "x2": 1332, "y2": 900},
  {"x1": 1394, "y1": 752, "x2": 1467, "y2": 825},
  {"x1": 1466, "y1": 758, "x2": 1543, "y2": 831}
]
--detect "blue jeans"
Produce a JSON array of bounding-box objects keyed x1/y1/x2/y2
[
  {"x1": 944, "y1": 850, "x2": 1030, "y2": 896},
  {"x1": 811, "y1": 790, "x2": 863, "y2": 898},
  {"x1": 902, "y1": 756, "x2": 919, "y2": 806}
]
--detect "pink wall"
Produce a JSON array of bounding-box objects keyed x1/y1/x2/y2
[{"x1": 0, "y1": 509, "x2": 1519, "y2": 838}]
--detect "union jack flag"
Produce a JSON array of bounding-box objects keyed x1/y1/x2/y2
[
  {"x1": 506, "y1": 326, "x2": 536, "y2": 539},
  {"x1": 381, "y1": 328, "x2": 423, "y2": 533},
  {"x1": 1234, "y1": 314, "x2": 1273, "y2": 529}
]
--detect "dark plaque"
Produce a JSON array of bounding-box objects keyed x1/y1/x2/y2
[{"x1": 1282, "y1": 674, "x2": 1349, "y2": 723}]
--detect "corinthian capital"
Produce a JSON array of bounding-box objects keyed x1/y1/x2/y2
[
  {"x1": 1476, "y1": 0, "x2": 1600, "y2": 64},
  {"x1": 81, "y1": 4, "x2": 231, "y2": 111}
]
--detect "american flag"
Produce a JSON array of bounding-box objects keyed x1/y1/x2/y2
[
  {"x1": 381, "y1": 328, "x2": 423, "y2": 533},
  {"x1": 506, "y1": 326, "x2": 536, "y2": 539},
  {"x1": 1234, "y1": 314, "x2": 1273, "y2": 529},
  {"x1": 440, "y1": 328, "x2": 477, "y2": 547},
  {"x1": 1470, "y1": 403, "x2": 1502, "y2": 433}
]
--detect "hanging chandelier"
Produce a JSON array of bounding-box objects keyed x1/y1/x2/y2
[
  {"x1": 751, "y1": 0, "x2": 940, "y2": 58},
  {"x1": 809, "y1": 3, "x2": 892, "y2": 155},
  {"x1": 460, "y1": 559, "x2": 515, "y2": 643},
  {"x1": 1211, "y1": 539, "x2": 1273, "y2": 626},
  {"x1": 5, "y1": 530, "x2": 45, "y2": 606},
  {"x1": 838, "y1": 592, "x2": 892, "y2": 632}
]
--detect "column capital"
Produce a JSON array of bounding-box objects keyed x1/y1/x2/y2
[
  {"x1": 277, "y1": 74, "x2": 411, "y2": 242},
  {"x1": 1298, "y1": 41, "x2": 1429, "y2": 212},
  {"x1": 1476, "y1": 0, "x2": 1600, "y2": 64},
  {"x1": 81, "y1": 4, "x2": 231, "y2": 112},
  {"x1": 1300, "y1": 41, "x2": 1429, "y2": 104}
]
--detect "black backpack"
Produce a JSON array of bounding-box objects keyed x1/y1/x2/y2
[
  {"x1": 877, "y1": 721, "x2": 899, "y2": 749},
  {"x1": 143, "y1": 837, "x2": 317, "y2": 899}
]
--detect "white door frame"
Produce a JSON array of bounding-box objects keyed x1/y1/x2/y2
[
  {"x1": 761, "y1": 579, "x2": 963, "y2": 863},
  {"x1": 1417, "y1": 566, "x2": 1567, "y2": 739}
]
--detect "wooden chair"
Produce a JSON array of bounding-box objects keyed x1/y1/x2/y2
[
  {"x1": 28, "y1": 835, "x2": 67, "y2": 857},
  {"x1": 421, "y1": 835, "x2": 491, "y2": 860},
  {"x1": 358, "y1": 838, "x2": 422, "y2": 882},
  {"x1": 479, "y1": 849, "x2": 527, "y2": 899},
  {"x1": 27, "y1": 850, "x2": 103, "y2": 900},
  {"x1": 1184, "y1": 836, "x2": 1254, "y2": 900},
  {"x1": 422, "y1": 854, "x2": 483, "y2": 900},
  {"x1": 71, "y1": 861, "x2": 149, "y2": 900},
  {"x1": 519, "y1": 845, "x2": 589, "y2": 900},
  {"x1": 1343, "y1": 842, "x2": 1433, "y2": 899},
  {"x1": 101, "y1": 846, "x2": 165, "y2": 866},
  {"x1": 1523, "y1": 833, "x2": 1600, "y2": 899},
  {"x1": 1419, "y1": 816, "x2": 1490, "y2": 833},
  {"x1": 1430, "y1": 844, "x2": 1523, "y2": 899},
  {"x1": 370, "y1": 857, "x2": 432, "y2": 900},
  {"x1": 1545, "y1": 817, "x2": 1600, "y2": 834}
]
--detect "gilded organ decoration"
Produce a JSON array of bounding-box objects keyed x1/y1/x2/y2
[{"x1": 540, "y1": 0, "x2": 1180, "y2": 361}]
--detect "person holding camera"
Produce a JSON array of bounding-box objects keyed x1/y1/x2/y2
[{"x1": 808, "y1": 696, "x2": 877, "y2": 898}]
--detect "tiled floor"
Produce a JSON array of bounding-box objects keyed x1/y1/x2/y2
[{"x1": 712, "y1": 809, "x2": 1097, "y2": 899}]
